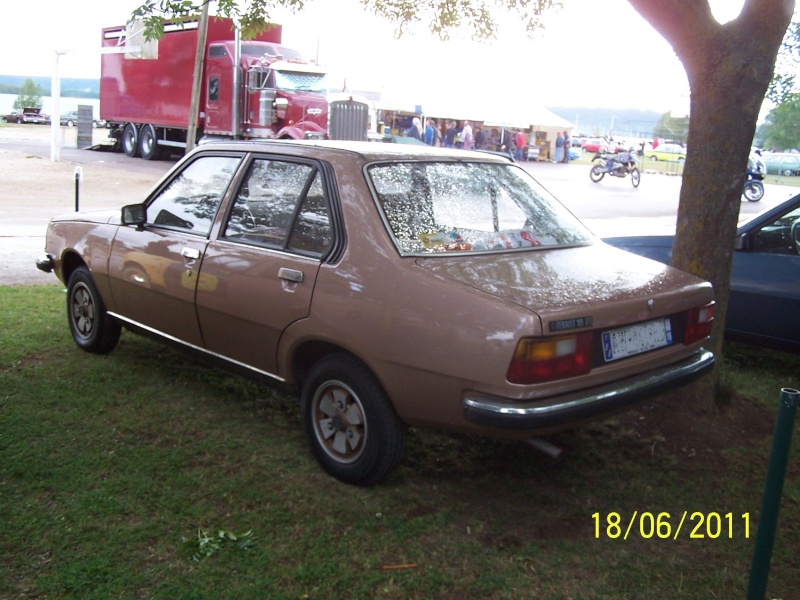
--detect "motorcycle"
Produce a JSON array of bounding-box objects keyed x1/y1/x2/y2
[
  {"x1": 743, "y1": 151, "x2": 766, "y2": 202},
  {"x1": 589, "y1": 150, "x2": 641, "y2": 187}
]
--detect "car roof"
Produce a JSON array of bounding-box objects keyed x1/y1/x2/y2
[{"x1": 193, "y1": 139, "x2": 514, "y2": 164}]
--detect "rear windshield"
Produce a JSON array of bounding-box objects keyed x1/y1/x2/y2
[{"x1": 367, "y1": 161, "x2": 592, "y2": 256}]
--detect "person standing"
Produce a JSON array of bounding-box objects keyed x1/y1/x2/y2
[
  {"x1": 461, "y1": 120, "x2": 473, "y2": 150},
  {"x1": 555, "y1": 131, "x2": 565, "y2": 163},
  {"x1": 407, "y1": 117, "x2": 423, "y2": 141},
  {"x1": 424, "y1": 119, "x2": 436, "y2": 145},
  {"x1": 562, "y1": 131, "x2": 571, "y2": 163},
  {"x1": 475, "y1": 126, "x2": 487, "y2": 150},
  {"x1": 444, "y1": 121, "x2": 457, "y2": 148},
  {"x1": 514, "y1": 129, "x2": 527, "y2": 161}
]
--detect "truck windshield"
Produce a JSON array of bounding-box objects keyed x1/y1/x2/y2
[{"x1": 274, "y1": 71, "x2": 327, "y2": 93}]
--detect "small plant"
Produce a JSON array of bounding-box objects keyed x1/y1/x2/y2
[{"x1": 185, "y1": 528, "x2": 256, "y2": 562}]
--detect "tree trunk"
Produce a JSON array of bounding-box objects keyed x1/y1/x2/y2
[{"x1": 628, "y1": 0, "x2": 795, "y2": 393}]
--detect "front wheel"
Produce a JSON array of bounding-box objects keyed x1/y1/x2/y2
[
  {"x1": 630, "y1": 167, "x2": 641, "y2": 188},
  {"x1": 66, "y1": 266, "x2": 121, "y2": 354},
  {"x1": 301, "y1": 353, "x2": 406, "y2": 485},
  {"x1": 589, "y1": 164, "x2": 605, "y2": 183},
  {"x1": 743, "y1": 180, "x2": 764, "y2": 202}
]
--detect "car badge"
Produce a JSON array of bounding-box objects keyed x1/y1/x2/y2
[
  {"x1": 307, "y1": 108, "x2": 322, "y2": 115},
  {"x1": 647, "y1": 299, "x2": 656, "y2": 312}
]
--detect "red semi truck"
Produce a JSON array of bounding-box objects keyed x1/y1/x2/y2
[{"x1": 100, "y1": 17, "x2": 331, "y2": 159}]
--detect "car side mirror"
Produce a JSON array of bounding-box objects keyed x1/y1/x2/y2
[
  {"x1": 122, "y1": 204, "x2": 146, "y2": 230},
  {"x1": 734, "y1": 232, "x2": 748, "y2": 251}
]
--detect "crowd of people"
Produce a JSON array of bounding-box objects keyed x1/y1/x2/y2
[
  {"x1": 406, "y1": 118, "x2": 524, "y2": 155},
  {"x1": 405, "y1": 119, "x2": 573, "y2": 164}
]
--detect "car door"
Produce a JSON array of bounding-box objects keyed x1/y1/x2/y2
[
  {"x1": 728, "y1": 204, "x2": 800, "y2": 347},
  {"x1": 108, "y1": 154, "x2": 244, "y2": 346},
  {"x1": 196, "y1": 156, "x2": 335, "y2": 376}
]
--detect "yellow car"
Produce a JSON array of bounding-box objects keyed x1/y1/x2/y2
[{"x1": 645, "y1": 143, "x2": 687, "y2": 162}]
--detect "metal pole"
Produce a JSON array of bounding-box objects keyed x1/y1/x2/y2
[
  {"x1": 747, "y1": 387, "x2": 799, "y2": 600},
  {"x1": 73, "y1": 167, "x2": 82, "y2": 212}
]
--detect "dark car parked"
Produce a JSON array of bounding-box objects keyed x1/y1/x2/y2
[{"x1": 605, "y1": 193, "x2": 800, "y2": 352}]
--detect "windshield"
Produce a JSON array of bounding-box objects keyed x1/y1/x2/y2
[
  {"x1": 368, "y1": 161, "x2": 592, "y2": 256},
  {"x1": 274, "y1": 70, "x2": 327, "y2": 93}
]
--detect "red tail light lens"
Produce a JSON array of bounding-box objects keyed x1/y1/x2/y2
[
  {"x1": 507, "y1": 333, "x2": 593, "y2": 384},
  {"x1": 684, "y1": 302, "x2": 715, "y2": 345}
]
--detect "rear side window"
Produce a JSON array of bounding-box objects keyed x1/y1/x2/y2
[{"x1": 224, "y1": 158, "x2": 333, "y2": 257}]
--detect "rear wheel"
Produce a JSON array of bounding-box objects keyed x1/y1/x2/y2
[
  {"x1": 138, "y1": 124, "x2": 161, "y2": 160},
  {"x1": 66, "y1": 119, "x2": 75, "y2": 127},
  {"x1": 301, "y1": 353, "x2": 406, "y2": 485},
  {"x1": 589, "y1": 164, "x2": 605, "y2": 183},
  {"x1": 630, "y1": 167, "x2": 641, "y2": 188},
  {"x1": 649, "y1": 155, "x2": 658, "y2": 161},
  {"x1": 122, "y1": 123, "x2": 139, "y2": 157},
  {"x1": 66, "y1": 266, "x2": 121, "y2": 354}
]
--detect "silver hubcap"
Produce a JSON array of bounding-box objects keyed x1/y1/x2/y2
[
  {"x1": 71, "y1": 284, "x2": 95, "y2": 340},
  {"x1": 312, "y1": 381, "x2": 366, "y2": 464}
]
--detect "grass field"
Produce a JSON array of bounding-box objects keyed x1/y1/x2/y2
[{"x1": 1, "y1": 285, "x2": 798, "y2": 598}]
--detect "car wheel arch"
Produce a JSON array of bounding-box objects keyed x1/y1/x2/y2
[{"x1": 59, "y1": 250, "x2": 88, "y2": 287}]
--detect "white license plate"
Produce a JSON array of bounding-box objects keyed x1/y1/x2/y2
[{"x1": 601, "y1": 318, "x2": 673, "y2": 362}]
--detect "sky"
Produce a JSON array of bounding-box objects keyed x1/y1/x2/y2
[{"x1": 0, "y1": 0, "x2": 757, "y2": 114}]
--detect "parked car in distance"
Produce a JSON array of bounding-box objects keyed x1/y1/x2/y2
[
  {"x1": 2, "y1": 107, "x2": 49, "y2": 124},
  {"x1": 644, "y1": 143, "x2": 687, "y2": 162},
  {"x1": 761, "y1": 152, "x2": 800, "y2": 177},
  {"x1": 60, "y1": 110, "x2": 106, "y2": 128},
  {"x1": 36, "y1": 141, "x2": 716, "y2": 485},
  {"x1": 604, "y1": 193, "x2": 800, "y2": 353}
]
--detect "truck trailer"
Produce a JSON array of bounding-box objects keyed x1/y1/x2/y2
[{"x1": 100, "y1": 17, "x2": 333, "y2": 159}]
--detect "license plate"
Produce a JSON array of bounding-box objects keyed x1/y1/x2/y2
[{"x1": 601, "y1": 318, "x2": 673, "y2": 362}]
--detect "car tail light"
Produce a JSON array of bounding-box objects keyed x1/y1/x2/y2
[
  {"x1": 684, "y1": 302, "x2": 715, "y2": 345},
  {"x1": 507, "y1": 333, "x2": 593, "y2": 384}
]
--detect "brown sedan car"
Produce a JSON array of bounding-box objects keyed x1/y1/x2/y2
[{"x1": 37, "y1": 141, "x2": 715, "y2": 484}]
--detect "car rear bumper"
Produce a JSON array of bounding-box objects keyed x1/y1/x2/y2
[{"x1": 463, "y1": 348, "x2": 714, "y2": 430}]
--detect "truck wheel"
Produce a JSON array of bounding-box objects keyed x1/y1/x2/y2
[
  {"x1": 139, "y1": 125, "x2": 161, "y2": 160},
  {"x1": 122, "y1": 123, "x2": 140, "y2": 157}
]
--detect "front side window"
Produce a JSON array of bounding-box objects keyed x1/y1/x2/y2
[
  {"x1": 224, "y1": 158, "x2": 332, "y2": 257},
  {"x1": 146, "y1": 155, "x2": 242, "y2": 236},
  {"x1": 748, "y1": 205, "x2": 800, "y2": 255},
  {"x1": 368, "y1": 161, "x2": 592, "y2": 255}
]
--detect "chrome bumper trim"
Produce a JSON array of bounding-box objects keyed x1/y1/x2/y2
[{"x1": 463, "y1": 349, "x2": 714, "y2": 430}]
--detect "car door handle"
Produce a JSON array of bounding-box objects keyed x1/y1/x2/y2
[
  {"x1": 278, "y1": 267, "x2": 304, "y2": 283},
  {"x1": 181, "y1": 247, "x2": 201, "y2": 260}
]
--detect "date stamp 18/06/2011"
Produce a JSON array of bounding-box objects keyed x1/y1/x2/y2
[{"x1": 592, "y1": 512, "x2": 751, "y2": 540}]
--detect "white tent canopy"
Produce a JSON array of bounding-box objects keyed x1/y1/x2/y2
[{"x1": 420, "y1": 95, "x2": 573, "y2": 131}]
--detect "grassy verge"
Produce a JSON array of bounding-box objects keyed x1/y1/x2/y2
[{"x1": 1, "y1": 286, "x2": 798, "y2": 598}]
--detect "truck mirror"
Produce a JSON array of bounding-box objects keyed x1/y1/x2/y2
[{"x1": 275, "y1": 97, "x2": 289, "y2": 120}]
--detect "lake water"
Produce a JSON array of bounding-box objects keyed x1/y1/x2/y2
[{"x1": 0, "y1": 93, "x2": 100, "y2": 117}]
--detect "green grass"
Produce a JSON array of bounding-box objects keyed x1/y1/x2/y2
[{"x1": 1, "y1": 285, "x2": 799, "y2": 598}]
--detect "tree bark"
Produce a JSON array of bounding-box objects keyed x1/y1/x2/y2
[{"x1": 627, "y1": 0, "x2": 795, "y2": 390}]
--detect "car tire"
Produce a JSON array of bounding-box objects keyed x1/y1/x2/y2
[
  {"x1": 649, "y1": 155, "x2": 658, "y2": 161},
  {"x1": 66, "y1": 266, "x2": 121, "y2": 354},
  {"x1": 301, "y1": 353, "x2": 406, "y2": 485},
  {"x1": 66, "y1": 120, "x2": 75, "y2": 127},
  {"x1": 122, "y1": 123, "x2": 140, "y2": 157}
]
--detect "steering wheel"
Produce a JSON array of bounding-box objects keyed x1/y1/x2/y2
[{"x1": 791, "y1": 220, "x2": 800, "y2": 255}]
